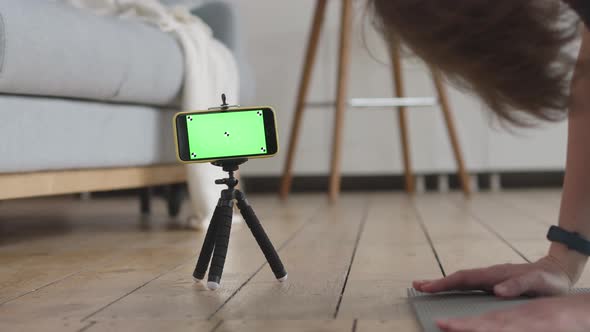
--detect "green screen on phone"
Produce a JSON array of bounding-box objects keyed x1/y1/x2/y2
[{"x1": 186, "y1": 110, "x2": 268, "y2": 160}]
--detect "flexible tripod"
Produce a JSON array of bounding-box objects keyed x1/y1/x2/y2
[{"x1": 193, "y1": 158, "x2": 288, "y2": 290}]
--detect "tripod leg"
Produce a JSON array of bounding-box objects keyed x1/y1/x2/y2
[
  {"x1": 192, "y1": 205, "x2": 222, "y2": 281},
  {"x1": 206, "y1": 198, "x2": 234, "y2": 290},
  {"x1": 235, "y1": 190, "x2": 288, "y2": 281}
]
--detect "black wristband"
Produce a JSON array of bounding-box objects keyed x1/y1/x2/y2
[{"x1": 547, "y1": 225, "x2": 590, "y2": 256}]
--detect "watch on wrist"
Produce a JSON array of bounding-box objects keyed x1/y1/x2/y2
[{"x1": 547, "y1": 226, "x2": 590, "y2": 257}]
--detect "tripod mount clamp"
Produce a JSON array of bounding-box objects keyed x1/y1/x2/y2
[
  {"x1": 208, "y1": 93, "x2": 240, "y2": 112},
  {"x1": 211, "y1": 158, "x2": 248, "y2": 172},
  {"x1": 211, "y1": 159, "x2": 248, "y2": 189}
]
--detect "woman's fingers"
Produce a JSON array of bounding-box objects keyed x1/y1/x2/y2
[
  {"x1": 437, "y1": 308, "x2": 515, "y2": 332},
  {"x1": 416, "y1": 264, "x2": 516, "y2": 293},
  {"x1": 419, "y1": 269, "x2": 487, "y2": 293},
  {"x1": 415, "y1": 263, "x2": 571, "y2": 298},
  {"x1": 412, "y1": 280, "x2": 433, "y2": 289}
]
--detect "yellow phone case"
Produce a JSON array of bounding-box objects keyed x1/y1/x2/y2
[{"x1": 172, "y1": 106, "x2": 280, "y2": 164}]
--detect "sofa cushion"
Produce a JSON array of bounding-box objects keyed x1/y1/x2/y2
[
  {"x1": 0, "y1": 95, "x2": 178, "y2": 173},
  {"x1": 0, "y1": 0, "x2": 184, "y2": 106}
]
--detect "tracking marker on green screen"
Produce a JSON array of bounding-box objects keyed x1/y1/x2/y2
[{"x1": 186, "y1": 110, "x2": 268, "y2": 160}]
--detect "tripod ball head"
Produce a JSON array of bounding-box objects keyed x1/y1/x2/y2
[
  {"x1": 215, "y1": 178, "x2": 239, "y2": 187},
  {"x1": 211, "y1": 158, "x2": 248, "y2": 172}
]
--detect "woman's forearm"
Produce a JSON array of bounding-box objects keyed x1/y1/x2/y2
[{"x1": 549, "y1": 30, "x2": 590, "y2": 284}]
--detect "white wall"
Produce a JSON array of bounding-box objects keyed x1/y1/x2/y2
[{"x1": 227, "y1": 0, "x2": 568, "y2": 176}]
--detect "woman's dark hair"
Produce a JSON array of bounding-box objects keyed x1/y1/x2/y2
[{"x1": 370, "y1": 0, "x2": 581, "y2": 125}]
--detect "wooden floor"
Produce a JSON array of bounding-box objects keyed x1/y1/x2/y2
[{"x1": 1, "y1": 190, "x2": 589, "y2": 331}]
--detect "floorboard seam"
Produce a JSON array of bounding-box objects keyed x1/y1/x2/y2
[
  {"x1": 32, "y1": 200, "x2": 304, "y2": 322},
  {"x1": 207, "y1": 204, "x2": 326, "y2": 320},
  {"x1": 333, "y1": 198, "x2": 371, "y2": 319},
  {"x1": 449, "y1": 197, "x2": 531, "y2": 263},
  {"x1": 488, "y1": 194, "x2": 553, "y2": 227},
  {"x1": 77, "y1": 321, "x2": 96, "y2": 332},
  {"x1": 0, "y1": 229, "x2": 201, "y2": 306},
  {"x1": 412, "y1": 199, "x2": 447, "y2": 277},
  {"x1": 475, "y1": 219, "x2": 531, "y2": 263},
  {"x1": 0, "y1": 271, "x2": 80, "y2": 306},
  {"x1": 79, "y1": 258, "x2": 194, "y2": 322},
  {"x1": 209, "y1": 319, "x2": 224, "y2": 332}
]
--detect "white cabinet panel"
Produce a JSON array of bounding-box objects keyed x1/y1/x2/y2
[{"x1": 487, "y1": 122, "x2": 567, "y2": 171}]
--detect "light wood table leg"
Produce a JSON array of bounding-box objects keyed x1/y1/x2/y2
[
  {"x1": 432, "y1": 70, "x2": 471, "y2": 196},
  {"x1": 280, "y1": 0, "x2": 328, "y2": 200},
  {"x1": 329, "y1": 0, "x2": 353, "y2": 203},
  {"x1": 390, "y1": 41, "x2": 415, "y2": 194}
]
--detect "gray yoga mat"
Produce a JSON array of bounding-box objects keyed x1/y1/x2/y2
[{"x1": 408, "y1": 288, "x2": 590, "y2": 332}]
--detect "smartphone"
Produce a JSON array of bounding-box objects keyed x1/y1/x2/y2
[{"x1": 174, "y1": 107, "x2": 279, "y2": 163}]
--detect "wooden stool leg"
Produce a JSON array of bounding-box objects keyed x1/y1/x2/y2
[
  {"x1": 390, "y1": 42, "x2": 415, "y2": 194},
  {"x1": 431, "y1": 71, "x2": 471, "y2": 196},
  {"x1": 280, "y1": 0, "x2": 328, "y2": 200},
  {"x1": 329, "y1": 0, "x2": 353, "y2": 203}
]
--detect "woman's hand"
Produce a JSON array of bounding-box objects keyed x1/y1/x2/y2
[
  {"x1": 436, "y1": 293, "x2": 590, "y2": 332},
  {"x1": 413, "y1": 256, "x2": 573, "y2": 298}
]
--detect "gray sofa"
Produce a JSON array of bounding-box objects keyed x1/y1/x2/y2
[{"x1": 0, "y1": 0, "x2": 242, "y2": 214}]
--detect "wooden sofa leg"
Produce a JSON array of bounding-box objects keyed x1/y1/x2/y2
[
  {"x1": 167, "y1": 184, "x2": 185, "y2": 218},
  {"x1": 139, "y1": 187, "x2": 152, "y2": 215}
]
